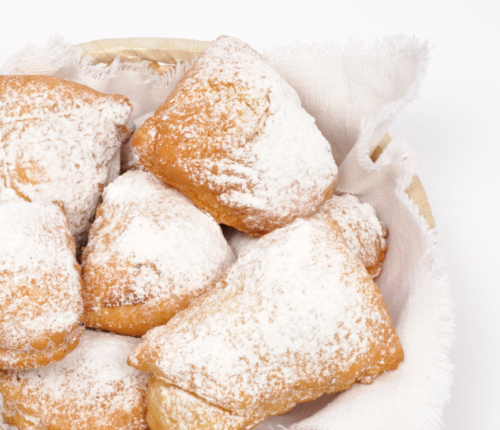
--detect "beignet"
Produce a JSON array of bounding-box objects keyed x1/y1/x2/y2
[
  {"x1": 314, "y1": 194, "x2": 388, "y2": 277},
  {"x1": 0, "y1": 330, "x2": 149, "y2": 430},
  {"x1": 131, "y1": 36, "x2": 337, "y2": 236},
  {"x1": 0, "y1": 75, "x2": 133, "y2": 248},
  {"x1": 224, "y1": 193, "x2": 387, "y2": 276},
  {"x1": 0, "y1": 200, "x2": 83, "y2": 370},
  {"x1": 81, "y1": 170, "x2": 235, "y2": 337},
  {"x1": 129, "y1": 217, "x2": 403, "y2": 430}
]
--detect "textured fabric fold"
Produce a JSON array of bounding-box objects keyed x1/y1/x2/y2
[{"x1": 266, "y1": 36, "x2": 430, "y2": 164}]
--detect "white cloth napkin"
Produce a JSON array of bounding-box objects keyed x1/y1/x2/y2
[{"x1": 1, "y1": 36, "x2": 454, "y2": 430}]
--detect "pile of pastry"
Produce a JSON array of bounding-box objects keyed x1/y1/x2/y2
[{"x1": 0, "y1": 36, "x2": 403, "y2": 430}]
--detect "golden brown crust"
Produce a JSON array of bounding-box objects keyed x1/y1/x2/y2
[
  {"x1": 367, "y1": 224, "x2": 388, "y2": 277},
  {"x1": 131, "y1": 36, "x2": 337, "y2": 236},
  {"x1": 81, "y1": 170, "x2": 235, "y2": 337},
  {"x1": 83, "y1": 296, "x2": 197, "y2": 338},
  {"x1": 0, "y1": 74, "x2": 130, "y2": 110},
  {"x1": 147, "y1": 350, "x2": 403, "y2": 430},
  {"x1": 314, "y1": 194, "x2": 389, "y2": 278},
  {"x1": 0, "y1": 331, "x2": 150, "y2": 430},
  {"x1": 0, "y1": 200, "x2": 84, "y2": 370},
  {"x1": 129, "y1": 218, "x2": 403, "y2": 429},
  {"x1": 0, "y1": 74, "x2": 133, "y2": 248},
  {"x1": 146, "y1": 377, "x2": 258, "y2": 430},
  {"x1": 141, "y1": 163, "x2": 335, "y2": 237},
  {"x1": 0, "y1": 325, "x2": 83, "y2": 371}
]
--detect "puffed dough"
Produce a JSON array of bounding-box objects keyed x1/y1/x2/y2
[
  {"x1": 314, "y1": 194, "x2": 388, "y2": 277},
  {"x1": 0, "y1": 75, "x2": 133, "y2": 248},
  {"x1": 146, "y1": 377, "x2": 257, "y2": 430},
  {"x1": 129, "y1": 217, "x2": 403, "y2": 430},
  {"x1": 0, "y1": 200, "x2": 84, "y2": 370},
  {"x1": 81, "y1": 170, "x2": 235, "y2": 337},
  {"x1": 0, "y1": 330, "x2": 149, "y2": 430},
  {"x1": 131, "y1": 36, "x2": 337, "y2": 236},
  {"x1": 224, "y1": 194, "x2": 388, "y2": 277}
]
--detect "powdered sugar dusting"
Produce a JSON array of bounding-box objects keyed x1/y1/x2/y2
[
  {"x1": 0, "y1": 330, "x2": 149, "y2": 429},
  {"x1": 314, "y1": 194, "x2": 388, "y2": 276},
  {"x1": 0, "y1": 75, "x2": 133, "y2": 248},
  {"x1": 82, "y1": 170, "x2": 235, "y2": 308},
  {"x1": 224, "y1": 193, "x2": 387, "y2": 271},
  {"x1": 134, "y1": 36, "x2": 337, "y2": 233},
  {"x1": 131, "y1": 217, "x2": 401, "y2": 414},
  {"x1": 0, "y1": 393, "x2": 14, "y2": 430},
  {"x1": 0, "y1": 200, "x2": 82, "y2": 353},
  {"x1": 0, "y1": 417, "x2": 15, "y2": 430}
]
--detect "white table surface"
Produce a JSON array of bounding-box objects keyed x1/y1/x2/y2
[{"x1": 1, "y1": 1, "x2": 499, "y2": 428}]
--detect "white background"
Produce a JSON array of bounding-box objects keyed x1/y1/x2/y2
[{"x1": 0, "y1": 1, "x2": 498, "y2": 428}]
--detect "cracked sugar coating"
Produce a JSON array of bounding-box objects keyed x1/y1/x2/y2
[
  {"x1": 132, "y1": 35, "x2": 337, "y2": 236},
  {"x1": 0, "y1": 330, "x2": 149, "y2": 430},
  {"x1": 0, "y1": 75, "x2": 133, "y2": 248},
  {"x1": 0, "y1": 200, "x2": 83, "y2": 370},
  {"x1": 313, "y1": 194, "x2": 388, "y2": 277},
  {"x1": 81, "y1": 169, "x2": 235, "y2": 337},
  {"x1": 129, "y1": 218, "x2": 403, "y2": 429}
]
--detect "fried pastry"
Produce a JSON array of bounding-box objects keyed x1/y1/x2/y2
[
  {"x1": 0, "y1": 75, "x2": 133, "y2": 248},
  {"x1": 0, "y1": 330, "x2": 149, "y2": 429},
  {"x1": 129, "y1": 217, "x2": 404, "y2": 430},
  {"x1": 81, "y1": 170, "x2": 235, "y2": 337},
  {"x1": 131, "y1": 35, "x2": 337, "y2": 236},
  {"x1": 224, "y1": 193, "x2": 387, "y2": 275},
  {"x1": 0, "y1": 200, "x2": 83, "y2": 370},
  {"x1": 314, "y1": 194, "x2": 388, "y2": 277}
]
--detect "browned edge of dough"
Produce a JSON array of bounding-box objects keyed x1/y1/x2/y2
[{"x1": 0, "y1": 324, "x2": 84, "y2": 370}]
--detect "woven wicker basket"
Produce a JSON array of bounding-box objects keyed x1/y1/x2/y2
[{"x1": 78, "y1": 37, "x2": 435, "y2": 229}]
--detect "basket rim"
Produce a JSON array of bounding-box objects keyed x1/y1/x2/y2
[
  {"x1": 77, "y1": 37, "x2": 435, "y2": 230},
  {"x1": 77, "y1": 37, "x2": 211, "y2": 70}
]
